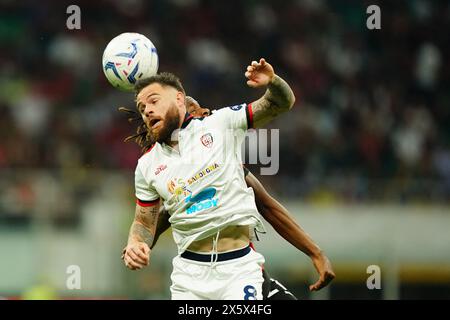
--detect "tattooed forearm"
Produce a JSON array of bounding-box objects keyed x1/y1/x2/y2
[
  {"x1": 128, "y1": 221, "x2": 155, "y2": 248},
  {"x1": 252, "y1": 75, "x2": 296, "y2": 128},
  {"x1": 127, "y1": 204, "x2": 160, "y2": 247},
  {"x1": 136, "y1": 206, "x2": 158, "y2": 229}
]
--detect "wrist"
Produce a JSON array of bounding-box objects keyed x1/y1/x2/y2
[
  {"x1": 127, "y1": 238, "x2": 143, "y2": 247},
  {"x1": 268, "y1": 74, "x2": 278, "y2": 85},
  {"x1": 309, "y1": 248, "x2": 325, "y2": 260}
]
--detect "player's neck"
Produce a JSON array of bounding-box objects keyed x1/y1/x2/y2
[
  {"x1": 161, "y1": 135, "x2": 179, "y2": 151},
  {"x1": 166, "y1": 140, "x2": 179, "y2": 150}
]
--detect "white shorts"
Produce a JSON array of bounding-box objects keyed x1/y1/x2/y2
[{"x1": 170, "y1": 245, "x2": 265, "y2": 300}]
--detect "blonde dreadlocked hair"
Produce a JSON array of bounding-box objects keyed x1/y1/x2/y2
[{"x1": 118, "y1": 106, "x2": 154, "y2": 152}]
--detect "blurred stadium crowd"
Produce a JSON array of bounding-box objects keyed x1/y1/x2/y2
[{"x1": 1, "y1": 0, "x2": 450, "y2": 225}]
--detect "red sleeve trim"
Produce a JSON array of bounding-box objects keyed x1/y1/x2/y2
[
  {"x1": 136, "y1": 198, "x2": 160, "y2": 207},
  {"x1": 246, "y1": 103, "x2": 254, "y2": 129}
]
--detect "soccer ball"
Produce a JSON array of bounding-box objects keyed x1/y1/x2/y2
[{"x1": 102, "y1": 32, "x2": 159, "y2": 92}]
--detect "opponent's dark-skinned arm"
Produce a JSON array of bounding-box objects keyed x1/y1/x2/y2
[
  {"x1": 151, "y1": 209, "x2": 171, "y2": 250},
  {"x1": 245, "y1": 171, "x2": 336, "y2": 291}
]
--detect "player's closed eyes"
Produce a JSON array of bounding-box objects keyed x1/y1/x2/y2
[{"x1": 147, "y1": 98, "x2": 159, "y2": 106}]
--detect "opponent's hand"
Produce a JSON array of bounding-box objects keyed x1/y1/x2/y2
[
  {"x1": 245, "y1": 58, "x2": 275, "y2": 88},
  {"x1": 122, "y1": 242, "x2": 150, "y2": 270},
  {"x1": 309, "y1": 253, "x2": 335, "y2": 291}
]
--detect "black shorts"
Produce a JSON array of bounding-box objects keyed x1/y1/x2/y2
[{"x1": 262, "y1": 269, "x2": 297, "y2": 300}]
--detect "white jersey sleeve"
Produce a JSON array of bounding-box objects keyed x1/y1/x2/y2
[
  {"x1": 135, "y1": 160, "x2": 159, "y2": 205},
  {"x1": 211, "y1": 103, "x2": 254, "y2": 131}
]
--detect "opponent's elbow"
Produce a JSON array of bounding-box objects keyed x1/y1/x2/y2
[
  {"x1": 276, "y1": 90, "x2": 296, "y2": 114},
  {"x1": 268, "y1": 75, "x2": 296, "y2": 112},
  {"x1": 274, "y1": 96, "x2": 295, "y2": 116},
  {"x1": 287, "y1": 92, "x2": 296, "y2": 110}
]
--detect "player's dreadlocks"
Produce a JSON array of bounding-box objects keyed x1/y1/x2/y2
[
  {"x1": 118, "y1": 105, "x2": 153, "y2": 152},
  {"x1": 119, "y1": 72, "x2": 186, "y2": 153}
]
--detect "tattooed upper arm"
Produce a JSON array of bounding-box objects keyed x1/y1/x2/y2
[{"x1": 252, "y1": 75, "x2": 296, "y2": 128}]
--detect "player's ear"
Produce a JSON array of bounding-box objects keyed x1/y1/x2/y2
[
  {"x1": 202, "y1": 108, "x2": 211, "y2": 116},
  {"x1": 176, "y1": 91, "x2": 185, "y2": 108}
]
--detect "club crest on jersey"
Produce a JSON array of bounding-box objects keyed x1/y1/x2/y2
[
  {"x1": 200, "y1": 133, "x2": 213, "y2": 148},
  {"x1": 154, "y1": 164, "x2": 167, "y2": 175},
  {"x1": 229, "y1": 104, "x2": 245, "y2": 111}
]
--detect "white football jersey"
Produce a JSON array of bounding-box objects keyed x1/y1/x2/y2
[{"x1": 134, "y1": 103, "x2": 266, "y2": 254}]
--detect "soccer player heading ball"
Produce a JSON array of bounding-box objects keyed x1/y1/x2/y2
[{"x1": 121, "y1": 58, "x2": 334, "y2": 299}]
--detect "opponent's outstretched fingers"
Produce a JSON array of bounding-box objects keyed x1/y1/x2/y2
[
  {"x1": 309, "y1": 278, "x2": 324, "y2": 291},
  {"x1": 309, "y1": 271, "x2": 334, "y2": 291}
]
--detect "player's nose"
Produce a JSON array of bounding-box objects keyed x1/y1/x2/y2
[{"x1": 143, "y1": 104, "x2": 154, "y2": 117}]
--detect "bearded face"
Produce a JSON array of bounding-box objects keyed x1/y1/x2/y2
[
  {"x1": 147, "y1": 102, "x2": 180, "y2": 144},
  {"x1": 136, "y1": 83, "x2": 185, "y2": 145}
]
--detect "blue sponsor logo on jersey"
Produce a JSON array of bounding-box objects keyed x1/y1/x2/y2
[
  {"x1": 185, "y1": 187, "x2": 219, "y2": 214},
  {"x1": 229, "y1": 104, "x2": 245, "y2": 111}
]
